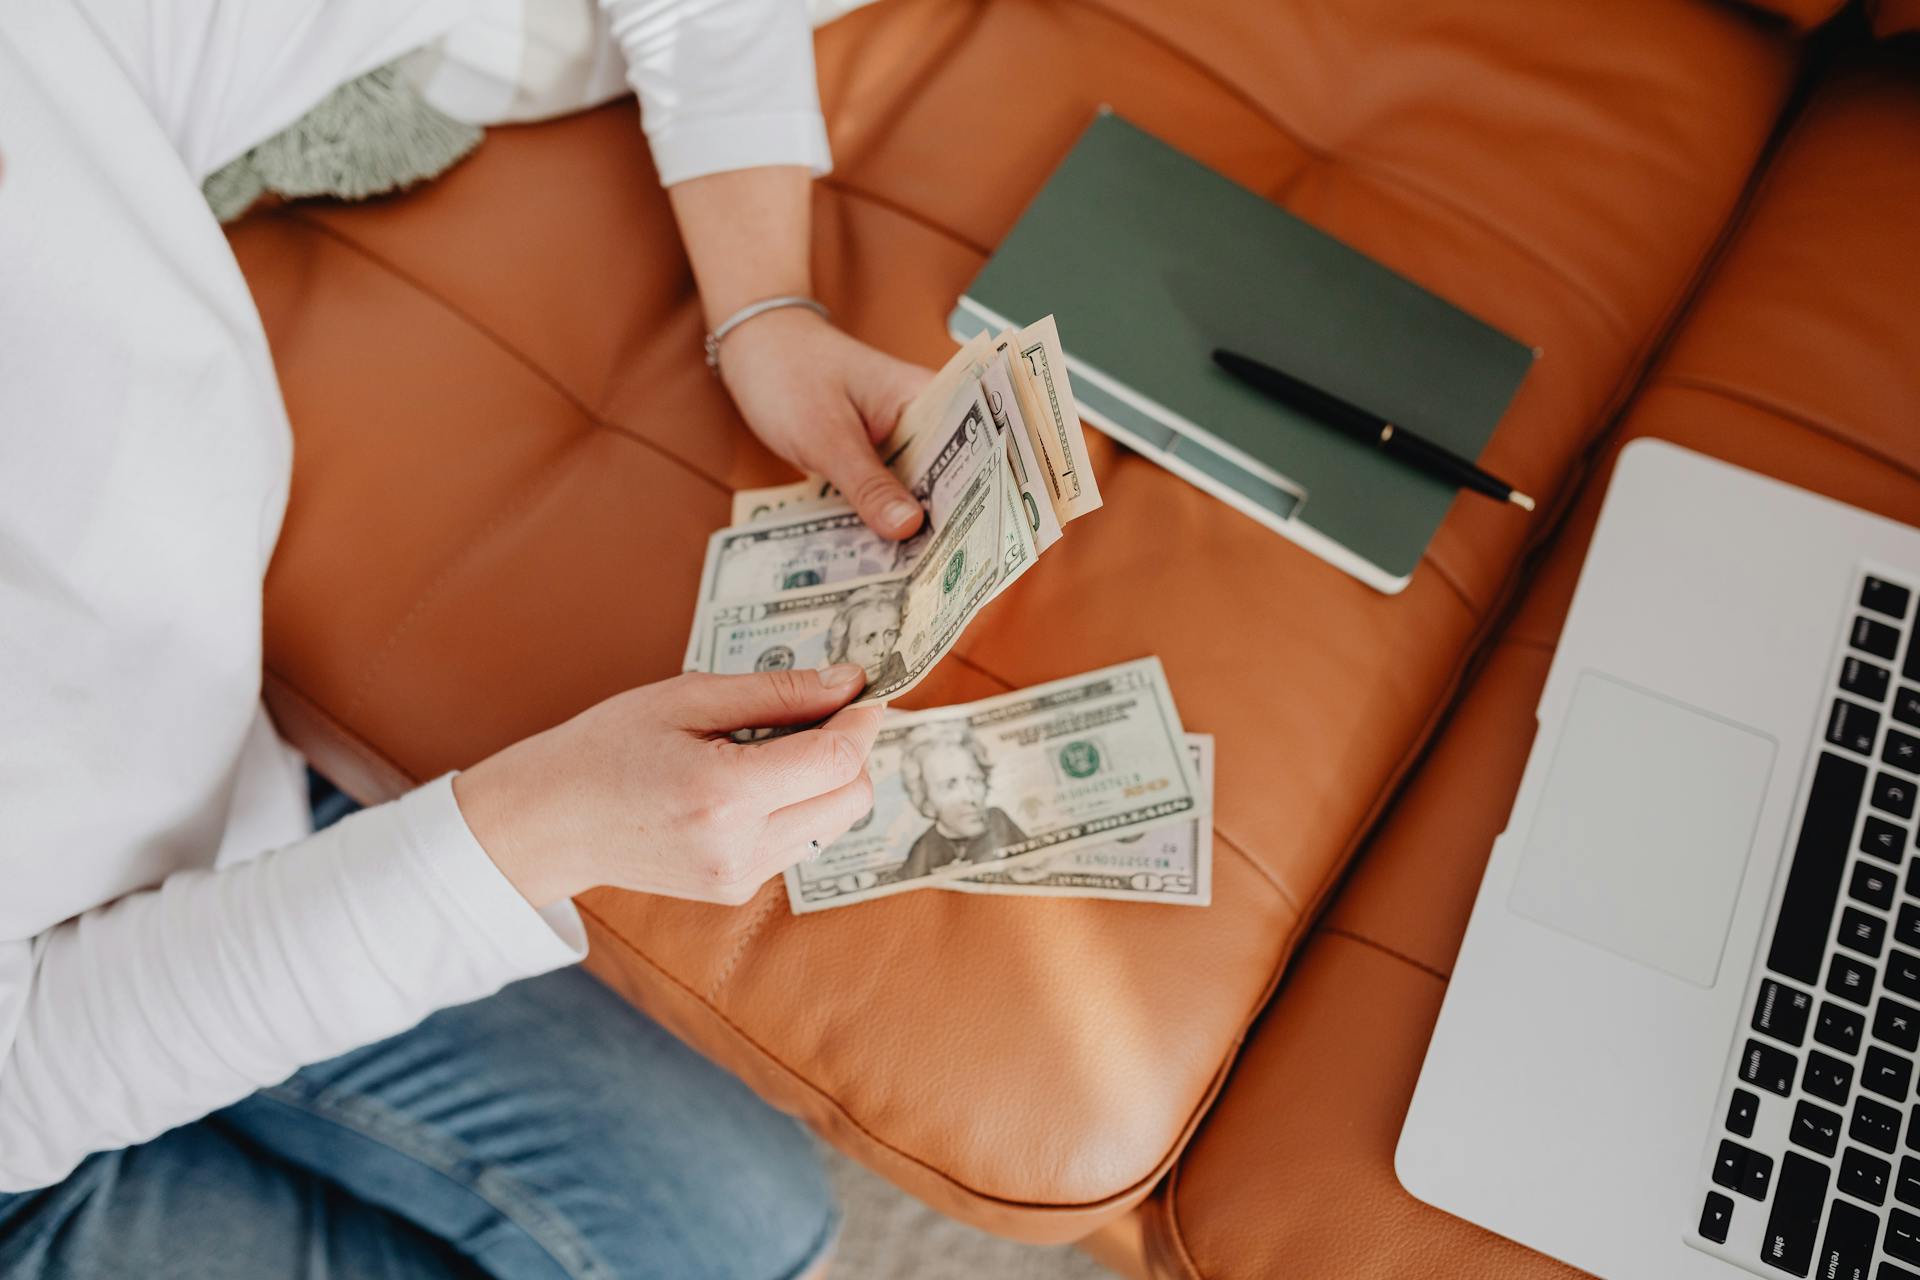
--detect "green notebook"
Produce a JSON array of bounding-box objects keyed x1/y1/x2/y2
[{"x1": 951, "y1": 111, "x2": 1536, "y2": 594}]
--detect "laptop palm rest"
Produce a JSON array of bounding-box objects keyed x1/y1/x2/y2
[{"x1": 1508, "y1": 671, "x2": 1777, "y2": 989}]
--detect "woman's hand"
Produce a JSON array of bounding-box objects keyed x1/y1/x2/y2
[
  {"x1": 453, "y1": 666, "x2": 882, "y2": 909},
  {"x1": 721, "y1": 307, "x2": 931, "y2": 539}
]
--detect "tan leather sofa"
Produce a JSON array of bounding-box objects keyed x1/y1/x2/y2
[{"x1": 229, "y1": 1, "x2": 1920, "y2": 1274}]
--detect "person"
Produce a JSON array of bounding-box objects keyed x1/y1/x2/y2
[
  {"x1": 824, "y1": 582, "x2": 908, "y2": 690},
  {"x1": 0, "y1": 2, "x2": 934, "y2": 1276},
  {"x1": 889, "y1": 723, "x2": 1029, "y2": 881}
]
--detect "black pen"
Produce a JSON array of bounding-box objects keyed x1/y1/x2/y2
[{"x1": 1211, "y1": 348, "x2": 1534, "y2": 512}]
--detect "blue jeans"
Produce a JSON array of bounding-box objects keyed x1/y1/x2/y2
[{"x1": 0, "y1": 778, "x2": 838, "y2": 1280}]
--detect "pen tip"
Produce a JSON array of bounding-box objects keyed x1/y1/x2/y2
[{"x1": 1509, "y1": 490, "x2": 1536, "y2": 512}]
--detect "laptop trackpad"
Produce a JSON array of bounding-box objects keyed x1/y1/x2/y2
[{"x1": 1509, "y1": 671, "x2": 1777, "y2": 988}]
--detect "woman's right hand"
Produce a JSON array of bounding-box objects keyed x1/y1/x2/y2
[{"x1": 453, "y1": 666, "x2": 882, "y2": 908}]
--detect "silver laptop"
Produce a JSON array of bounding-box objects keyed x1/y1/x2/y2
[{"x1": 1399, "y1": 439, "x2": 1920, "y2": 1279}]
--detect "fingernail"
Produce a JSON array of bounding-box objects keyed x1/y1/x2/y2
[
  {"x1": 821, "y1": 664, "x2": 866, "y2": 689},
  {"x1": 883, "y1": 497, "x2": 920, "y2": 529}
]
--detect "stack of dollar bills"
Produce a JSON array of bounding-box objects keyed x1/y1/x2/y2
[
  {"x1": 785, "y1": 659, "x2": 1213, "y2": 913},
  {"x1": 682, "y1": 316, "x2": 1101, "y2": 702},
  {"x1": 681, "y1": 321, "x2": 1213, "y2": 912}
]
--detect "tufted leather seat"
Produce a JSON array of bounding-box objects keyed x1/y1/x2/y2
[{"x1": 229, "y1": 0, "x2": 1904, "y2": 1265}]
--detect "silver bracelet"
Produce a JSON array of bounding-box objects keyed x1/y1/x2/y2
[{"x1": 704, "y1": 295, "x2": 830, "y2": 373}]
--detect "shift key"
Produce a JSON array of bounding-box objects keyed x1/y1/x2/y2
[{"x1": 1762, "y1": 1152, "x2": 1828, "y2": 1275}]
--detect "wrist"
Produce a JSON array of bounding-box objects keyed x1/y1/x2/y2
[{"x1": 452, "y1": 751, "x2": 589, "y2": 910}]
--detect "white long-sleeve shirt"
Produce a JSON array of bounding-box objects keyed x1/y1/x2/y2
[{"x1": 0, "y1": 0, "x2": 830, "y2": 1193}]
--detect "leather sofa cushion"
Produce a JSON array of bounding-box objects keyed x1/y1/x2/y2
[
  {"x1": 1870, "y1": 0, "x2": 1920, "y2": 35},
  {"x1": 1147, "y1": 49, "x2": 1920, "y2": 1278},
  {"x1": 236, "y1": 0, "x2": 1799, "y2": 1240}
]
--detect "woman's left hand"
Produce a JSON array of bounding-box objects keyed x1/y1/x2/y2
[{"x1": 719, "y1": 307, "x2": 932, "y2": 541}]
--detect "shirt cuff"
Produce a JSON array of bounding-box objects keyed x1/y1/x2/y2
[
  {"x1": 394, "y1": 774, "x2": 588, "y2": 975},
  {"x1": 647, "y1": 109, "x2": 833, "y2": 187}
]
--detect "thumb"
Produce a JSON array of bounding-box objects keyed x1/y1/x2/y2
[
  {"x1": 669, "y1": 665, "x2": 869, "y2": 733},
  {"x1": 852, "y1": 352, "x2": 936, "y2": 446},
  {"x1": 815, "y1": 421, "x2": 925, "y2": 541}
]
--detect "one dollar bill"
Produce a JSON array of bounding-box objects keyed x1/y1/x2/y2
[{"x1": 782, "y1": 658, "x2": 1203, "y2": 913}]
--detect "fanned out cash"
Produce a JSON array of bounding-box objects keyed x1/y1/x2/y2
[
  {"x1": 684, "y1": 316, "x2": 1102, "y2": 704},
  {"x1": 782, "y1": 658, "x2": 1212, "y2": 913}
]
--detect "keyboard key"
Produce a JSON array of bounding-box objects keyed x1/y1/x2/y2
[
  {"x1": 1881, "y1": 1263, "x2": 1920, "y2": 1280},
  {"x1": 1890, "y1": 1209, "x2": 1920, "y2": 1267},
  {"x1": 1806, "y1": 1050, "x2": 1856, "y2": 1104},
  {"x1": 1889, "y1": 729, "x2": 1920, "y2": 774},
  {"x1": 1888, "y1": 953, "x2": 1920, "y2": 1003},
  {"x1": 1729, "y1": 1087, "x2": 1760, "y2": 1137},
  {"x1": 1764, "y1": 1152, "x2": 1830, "y2": 1274},
  {"x1": 1900, "y1": 905, "x2": 1920, "y2": 952},
  {"x1": 1756, "y1": 978, "x2": 1815, "y2": 1044},
  {"x1": 1898, "y1": 688, "x2": 1920, "y2": 730},
  {"x1": 1843, "y1": 1147, "x2": 1892, "y2": 1205},
  {"x1": 1700, "y1": 1189, "x2": 1733, "y2": 1244},
  {"x1": 1716, "y1": 1138, "x2": 1776, "y2": 1198},
  {"x1": 1821, "y1": 1003, "x2": 1869, "y2": 1055},
  {"x1": 1900, "y1": 1157, "x2": 1920, "y2": 1207},
  {"x1": 1771, "y1": 754, "x2": 1871, "y2": 983},
  {"x1": 1857, "y1": 862, "x2": 1900, "y2": 910},
  {"x1": 1877, "y1": 998, "x2": 1920, "y2": 1052},
  {"x1": 1858, "y1": 616, "x2": 1903, "y2": 661},
  {"x1": 1743, "y1": 1038, "x2": 1799, "y2": 1094},
  {"x1": 1856, "y1": 1095, "x2": 1904, "y2": 1153},
  {"x1": 1864, "y1": 1046, "x2": 1914, "y2": 1101},
  {"x1": 1834, "y1": 699, "x2": 1886, "y2": 756},
  {"x1": 1909, "y1": 627, "x2": 1920, "y2": 684},
  {"x1": 1748, "y1": 1033, "x2": 1804, "y2": 1097},
  {"x1": 1846, "y1": 657, "x2": 1894, "y2": 703},
  {"x1": 1910, "y1": 1109, "x2": 1920, "y2": 1153},
  {"x1": 1845, "y1": 907, "x2": 1891, "y2": 958},
  {"x1": 1868, "y1": 818, "x2": 1911, "y2": 865},
  {"x1": 1832, "y1": 954, "x2": 1879, "y2": 1006},
  {"x1": 1817, "y1": 1198, "x2": 1879, "y2": 1280},
  {"x1": 1877, "y1": 773, "x2": 1918, "y2": 820},
  {"x1": 1865, "y1": 578, "x2": 1914, "y2": 621},
  {"x1": 1794, "y1": 1099, "x2": 1845, "y2": 1156}
]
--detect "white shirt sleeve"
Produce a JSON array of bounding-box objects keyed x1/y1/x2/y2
[
  {"x1": 0, "y1": 777, "x2": 585, "y2": 1192},
  {"x1": 598, "y1": 0, "x2": 831, "y2": 185},
  {"x1": 70, "y1": 0, "x2": 471, "y2": 181},
  {"x1": 0, "y1": 2, "x2": 587, "y2": 1195}
]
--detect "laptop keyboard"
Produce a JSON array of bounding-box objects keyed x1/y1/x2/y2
[{"x1": 1693, "y1": 571, "x2": 1920, "y2": 1279}]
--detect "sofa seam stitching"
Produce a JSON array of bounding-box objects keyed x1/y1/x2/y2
[
  {"x1": 1319, "y1": 925, "x2": 1449, "y2": 983},
  {"x1": 1210, "y1": 829, "x2": 1296, "y2": 911},
  {"x1": 338, "y1": 435, "x2": 588, "y2": 724},
  {"x1": 263, "y1": 669, "x2": 415, "y2": 802},
  {"x1": 706, "y1": 886, "x2": 788, "y2": 1003},
  {"x1": 277, "y1": 211, "x2": 732, "y2": 496},
  {"x1": 1656, "y1": 373, "x2": 1920, "y2": 485},
  {"x1": 1056, "y1": 0, "x2": 1645, "y2": 344}
]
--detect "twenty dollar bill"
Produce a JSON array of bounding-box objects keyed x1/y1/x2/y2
[
  {"x1": 941, "y1": 735, "x2": 1213, "y2": 906},
  {"x1": 782, "y1": 658, "x2": 1203, "y2": 913}
]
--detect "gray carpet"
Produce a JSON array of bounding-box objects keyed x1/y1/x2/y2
[{"x1": 820, "y1": 1145, "x2": 1118, "y2": 1280}]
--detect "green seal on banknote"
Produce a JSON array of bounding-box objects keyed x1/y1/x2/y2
[
  {"x1": 942, "y1": 548, "x2": 966, "y2": 593},
  {"x1": 1059, "y1": 740, "x2": 1101, "y2": 778}
]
